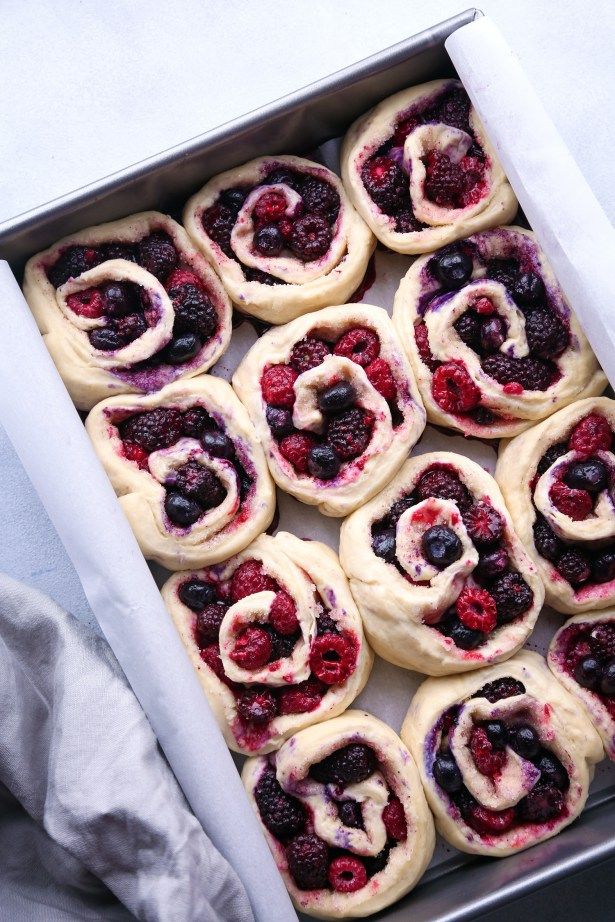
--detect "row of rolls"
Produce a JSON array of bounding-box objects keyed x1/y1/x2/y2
[{"x1": 22, "y1": 78, "x2": 615, "y2": 919}]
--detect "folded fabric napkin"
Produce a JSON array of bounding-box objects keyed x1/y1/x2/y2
[{"x1": 0, "y1": 573, "x2": 254, "y2": 922}]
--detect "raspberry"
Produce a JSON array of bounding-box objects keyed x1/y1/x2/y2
[
  {"x1": 195, "y1": 604, "x2": 227, "y2": 645},
  {"x1": 533, "y1": 515, "x2": 564, "y2": 562},
  {"x1": 122, "y1": 441, "x2": 148, "y2": 468},
  {"x1": 326, "y1": 408, "x2": 374, "y2": 460},
  {"x1": 454, "y1": 310, "x2": 481, "y2": 349},
  {"x1": 170, "y1": 284, "x2": 218, "y2": 339},
  {"x1": 473, "y1": 678, "x2": 525, "y2": 703},
  {"x1": 328, "y1": 856, "x2": 368, "y2": 893},
  {"x1": 182, "y1": 407, "x2": 211, "y2": 438},
  {"x1": 173, "y1": 461, "x2": 226, "y2": 508},
  {"x1": 136, "y1": 232, "x2": 178, "y2": 281},
  {"x1": 230, "y1": 560, "x2": 277, "y2": 602},
  {"x1": 556, "y1": 549, "x2": 591, "y2": 586},
  {"x1": 416, "y1": 467, "x2": 472, "y2": 511},
  {"x1": 278, "y1": 678, "x2": 325, "y2": 715},
  {"x1": 279, "y1": 432, "x2": 316, "y2": 473},
  {"x1": 236, "y1": 687, "x2": 278, "y2": 725},
  {"x1": 414, "y1": 322, "x2": 439, "y2": 371},
  {"x1": 269, "y1": 591, "x2": 299, "y2": 635},
  {"x1": 432, "y1": 362, "x2": 480, "y2": 413},
  {"x1": 518, "y1": 783, "x2": 564, "y2": 823},
  {"x1": 200, "y1": 643, "x2": 228, "y2": 683},
  {"x1": 202, "y1": 203, "x2": 236, "y2": 256},
  {"x1": 525, "y1": 309, "x2": 569, "y2": 359},
  {"x1": 491, "y1": 573, "x2": 534, "y2": 622},
  {"x1": 253, "y1": 191, "x2": 287, "y2": 225},
  {"x1": 474, "y1": 297, "x2": 495, "y2": 315},
  {"x1": 230, "y1": 626, "x2": 273, "y2": 669},
  {"x1": 365, "y1": 358, "x2": 397, "y2": 401},
  {"x1": 254, "y1": 766, "x2": 305, "y2": 841},
  {"x1": 48, "y1": 245, "x2": 102, "y2": 287},
  {"x1": 568, "y1": 414, "x2": 612, "y2": 456},
  {"x1": 462, "y1": 801, "x2": 516, "y2": 835},
  {"x1": 119, "y1": 408, "x2": 183, "y2": 452},
  {"x1": 301, "y1": 178, "x2": 340, "y2": 222},
  {"x1": 66, "y1": 288, "x2": 105, "y2": 318},
  {"x1": 456, "y1": 586, "x2": 497, "y2": 633},
  {"x1": 289, "y1": 336, "x2": 331, "y2": 373},
  {"x1": 463, "y1": 501, "x2": 505, "y2": 547},
  {"x1": 360, "y1": 156, "x2": 406, "y2": 214},
  {"x1": 309, "y1": 632, "x2": 357, "y2": 685},
  {"x1": 261, "y1": 364, "x2": 298, "y2": 408},
  {"x1": 382, "y1": 796, "x2": 407, "y2": 841},
  {"x1": 334, "y1": 327, "x2": 380, "y2": 367},
  {"x1": 537, "y1": 442, "x2": 568, "y2": 475},
  {"x1": 286, "y1": 834, "x2": 329, "y2": 890},
  {"x1": 482, "y1": 354, "x2": 554, "y2": 391},
  {"x1": 311, "y1": 744, "x2": 376, "y2": 785},
  {"x1": 549, "y1": 480, "x2": 593, "y2": 520},
  {"x1": 289, "y1": 215, "x2": 332, "y2": 261},
  {"x1": 469, "y1": 726, "x2": 506, "y2": 777}
]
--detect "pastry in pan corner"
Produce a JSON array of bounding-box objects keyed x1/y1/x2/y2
[
  {"x1": 401, "y1": 651, "x2": 603, "y2": 857},
  {"x1": 393, "y1": 226, "x2": 606, "y2": 438},
  {"x1": 183, "y1": 155, "x2": 375, "y2": 324},
  {"x1": 548, "y1": 609, "x2": 615, "y2": 760},
  {"x1": 23, "y1": 212, "x2": 232, "y2": 410},
  {"x1": 232, "y1": 304, "x2": 426, "y2": 517},
  {"x1": 161, "y1": 533, "x2": 372, "y2": 755},
  {"x1": 339, "y1": 451, "x2": 543, "y2": 675},
  {"x1": 341, "y1": 78, "x2": 517, "y2": 254},
  {"x1": 242, "y1": 711, "x2": 435, "y2": 919},
  {"x1": 496, "y1": 396, "x2": 615, "y2": 614},
  {"x1": 85, "y1": 377, "x2": 274, "y2": 569}
]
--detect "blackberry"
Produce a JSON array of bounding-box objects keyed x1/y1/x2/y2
[{"x1": 254, "y1": 767, "x2": 305, "y2": 841}]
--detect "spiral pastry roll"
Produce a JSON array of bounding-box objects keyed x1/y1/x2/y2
[
  {"x1": 402, "y1": 651, "x2": 603, "y2": 857},
  {"x1": 549, "y1": 610, "x2": 615, "y2": 760},
  {"x1": 393, "y1": 226, "x2": 606, "y2": 438},
  {"x1": 497, "y1": 397, "x2": 615, "y2": 614},
  {"x1": 85, "y1": 378, "x2": 274, "y2": 568},
  {"x1": 339, "y1": 452, "x2": 543, "y2": 675},
  {"x1": 23, "y1": 212, "x2": 232, "y2": 410},
  {"x1": 183, "y1": 155, "x2": 375, "y2": 324},
  {"x1": 242, "y1": 711, "x2": 434, "y2": 918},
  {"x1": 233, "y1": 305, "x2": 426, "y2": 516},
  {"x1": 341, "y1": 79, "x2": 517, "y2": 255},
  {"x1": 161, "y1": 534, "x2": 372, "y2": 755}
]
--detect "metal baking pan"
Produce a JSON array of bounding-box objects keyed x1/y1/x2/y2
[{"x1": 2, "y1": 8, "x2": 615, "y2": 920}]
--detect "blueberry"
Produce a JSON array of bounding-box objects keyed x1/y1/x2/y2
[
  {"x1": 592, "y1": 551, "x2": 615, "y2": 584},
  {"x1": 371, "y1": 529, "x2": 396, "y2": 562},
  {"x1": 433, "y1": 751, "x2": 463, "y2": 793},
  {"x1": 537, "y1": 752, "x2": 569, "y2": 791},
  {"x1": 421, "y1": 525, "x2": 463, "y2": 569},
  {"x1": 101, "y1": 282, "x2": 138, "y2": 317},
  {"x1": 166, "y1": 332, "x2": 201, "y2": 364},
  {"x1": 307, "y1": 444, "x2": 341, "y2": 480},
  {"x1": 202, "y1": 429, "x2": 234, "y2": 459},
  {"x1": 450, "y1": 619, "x2": 485, "y2": 650},
  {"x1": 337, "y1": 800, "x2": 364, "y2": 829},
  {"x1": 574, "y1": 656, "x2": 602, "y2": 690},
  {"x1": 510, "y1": 724, "x2": 540, "y2": 760},
  {"x1": 265, "y1": 406, "x2": 294, "y2": 438},
  {"x1": 564, "y1": 459, "x2": 607, "y2": 493},
  {"x1": 512, "y1": 272, "x2": 545, "y2": 307},
  {"x1": 89, "y1": 327, "x2": 122, "y2": 351},
  {"x1": 220, "y1": 187, "x2": 247, "y2": 211},
  {"x1": 317, "y1": 382, "x2": 356, "y2": 414},
  {"x1": 433, "y1": 250, "x2": 473, "y2": 289},
  {"x1": 476, "y1": 548, "x2": 509, "y2": 581},
  {"x1": 479, "y1": 317, "x2": 506, "y2": 353},
  {"x1": 254, "y1": 224, "x2": 284, "y2": 257},
  {"x1": 165, "y1": 491, "x2": 202, "y2": 526},
  {"x1": 600, "y1": 658, "x2": 615, "y2": 696},
  {"x1": 484, "y1": 720, "x2": 508, "y2": 750},
  {"x1": 179, "y1": 578, "x2": 216, "y2": 611}
]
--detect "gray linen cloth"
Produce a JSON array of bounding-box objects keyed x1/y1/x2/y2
[{"x1": 0, "y1": 573, "x2": 254, "y2": 922}]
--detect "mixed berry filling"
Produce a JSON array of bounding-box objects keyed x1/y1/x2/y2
[
  {"x1": 47, "y1": 233, "x2": 219, "y2": 366},
  {"x1": 201, "y1": 165, "x2": 341, "y2": 282},
  {"x1": 264, "y1": 326, "x2": 403, "y2": 480},
  {"x1": 179, "y1": 562, "x2": 359, "y2": 746},
  {"x1": 415, "y1": 240, "x2": 569, "y2": 425},
  {"x1": 371, "y1": 464, "x2": 534, "y2": 650},
  {"x1": 115, "y1": 404, "x2": 253, "y2": 527},
  {"x1": 254, "y1": 743, "x2": 406, "y2": 892},
  {"x1": 557, "y1": 620, "x2": 615, "y2": 717},
  {"x1": 432, "y1": 679, "x2": 570, "y2": 834},
  {"x1": 360, "y1": 84, "x2": 488, "y2": 231},
  {"x1": 532, "y1": 413, "x2": 615, "y2": 590}
]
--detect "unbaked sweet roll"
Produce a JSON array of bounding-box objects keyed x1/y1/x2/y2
[
  {"x1": 401, "y1": 651, "x2": 603, "y2": 857},
  {"x1": 242, "y1": 711, "x2": 435, "y2": 918},
  {"x1": 23, "y1": 212, "x2": 232, "y2": 410},
  {"x1": 85, "y1": 377, "x2": 274, "y2": 568},
  {"x1": 393, "y1": 226, "x2": 606, "y2": 438},
  {"x1": 232, "y1": 304, "x2": 426, "y2": 517},
  {"x1": 341, "y1": 79, "x2": 517, "y2": 255},
  {"x1": 183, "y1": 155, "x2": 375, "y2": 324},
  {"x1": 548, "y1": 610, "x2": 615, "y2": 760},
  {"x1": 497, "y1": 397, "x2": 615, "y2": 614},
  {"x1": 161, "y1": 534, "x2": 372, "y2": 755},
  {"x1": 340, "y1": 452, "x2": 543, "y2": 676}
]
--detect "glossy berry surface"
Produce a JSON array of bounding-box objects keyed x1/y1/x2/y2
[
  {"x1": 179, "y1": 578, "x2": 216, "y2": 611},
  {"x1": 433, "y1": 249, "x2": 473, "y2": 289},
  {"x1": 433, "y1": 751, "x2": 463, "y2": 793},
  {"x1": 564, "y1": 459, "x2": 607, "y2": 493},
  {"x1": 265, "y1": 406, "x2": 294, "y2": 438},
  {"x1": 510, "y1": 724, "x2": 540, "y2": 760},
  {"x1": 574, "y1": 656, "x2": 601, "y2": 689},
  {"x1": 308, "y1": 444, "x2": 341, "y2": 480},
  {"x1": 165, "y1": 492, "x2": 202, "y2": 526},
  {"x1": 202, "y1": 429, "x2": 235, "y2": 460},
  {"x1": 422, "y1": 525, "x2": 462, "y2": 569},
  {"x1": 317, "y1": 381, "x2": 356, "y2": 414}
]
